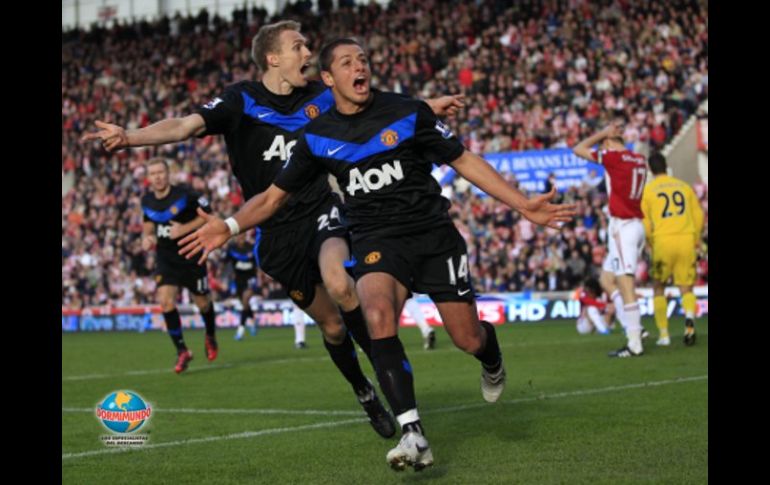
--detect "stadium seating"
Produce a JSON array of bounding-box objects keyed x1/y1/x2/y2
[{"x1": 62, "y1": 0, "x2": 708, "y2": 307}]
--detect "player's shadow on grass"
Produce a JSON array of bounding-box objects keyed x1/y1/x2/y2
[
  {"x1": 406, "y1": 388, "x2": 536, "y2": 479},
  {"x1": 396, "y1": 466, "x2": 449, "y2": 482},
  {"x1": 384, "y1": 403, "x2": 537, "y2": 482}
]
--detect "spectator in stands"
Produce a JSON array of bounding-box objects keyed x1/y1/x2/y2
[{"x1": 62, "y1": 0, "x2": 708, "y2": 306}]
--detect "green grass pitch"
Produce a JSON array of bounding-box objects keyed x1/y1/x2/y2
[{"x1": 62, "y1": 317, "x2": 708, "y2": 484}]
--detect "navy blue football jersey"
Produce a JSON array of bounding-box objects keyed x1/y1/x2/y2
[
  {"x1": 142, "y1": 184, "x2": 211, "y2": 264},
  {"x1": 275, "y1": 90, "x2": 466, "y2": 239},
  {"x1": 196, "y1": 80, "x2": 336, "y2": 231}
]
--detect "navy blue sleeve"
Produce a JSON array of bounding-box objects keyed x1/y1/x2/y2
[
  {"x1": 195, "y1": 87, "x2": 243, "y2": 136},
  {"x1": 413, "y1": 101, "x2": 466, "y2": 165}
]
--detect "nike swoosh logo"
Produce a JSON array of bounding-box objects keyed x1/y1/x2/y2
[
  {"x1": 457, "y1": 289, "x2": 471, "y2": 296},
  {"x1": 257, "y1": 112, "x2": 272, "y2": 119},
  {"x1": 415, "y1": 444, "x2": 429, "y2": 453},
  {"x1": 324, "y1": 225, "x2": 345, "y2": 232},
  {"x1": 327, "y1": 145, "x2": 346, "y2": 156}
]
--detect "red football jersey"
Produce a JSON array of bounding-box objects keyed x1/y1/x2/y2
[
  {"x1": 594, "y1": 149, "x2": 647, "y2": 219},
  {"x1": 578, "y1": 290, "x2": 607, "y2": 310}
]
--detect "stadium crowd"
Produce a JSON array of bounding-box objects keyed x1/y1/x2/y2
[{"x1": 62, "y1": 0, "x2": 708, "y2": 308}]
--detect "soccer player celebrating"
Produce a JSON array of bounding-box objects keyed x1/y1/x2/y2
[
  {"x1": 641, "y1": 153, "x2": 704, "y2": 346},
  {"x1": 141, "y1": 158, "x2": 219, "y2": 373},
  {"x1": 178, "y1": 38, "x2": 576, "y2": 471},
  {"x1": 573, "y1": 124, "x2": 648, "y2": 357},
  {"x1": 82, "y1": 21, "x2": 463, "y2": 440}
]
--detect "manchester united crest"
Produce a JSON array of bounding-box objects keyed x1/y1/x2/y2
[
  {"x1": 380, "y1": 129, "x2": 398, "y2": 147},
  {"x1": 304, "y1": 104, "x2": 320, "y2": 119},
  {"x1": 364, "y1": 251, "x2": 382, "y2": 265}
]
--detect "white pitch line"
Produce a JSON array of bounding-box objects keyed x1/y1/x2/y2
[
  {"x1": 62, "y1": 364, "x2": 234, "y2": 381},
  {"x1": 63, "y1": 375, "x2": 708, "y2": 418},
  {"x1": 422, "y1": 374, "x2": 708, "y2": 415},
  {"x1": 62, "y1": 374, "x2": 707, "y2": 460},
  {"x1": 62, "y1": 417, "x2": 366, "y2": 460}
]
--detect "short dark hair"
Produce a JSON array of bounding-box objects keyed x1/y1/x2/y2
[
  {"x1": 251, "y1": 20, "x2": 301, "y2": 72},
  {"x1": 604, "y1": 136, "x2": 625, "y2": 145},
  {"x1": 648, "y1": 152, "x2": 668, "y2": 174},
  {"x1": 318, "y1": 37, "x2": 364, "y2": 72},
  {"x1": 584, "y1": 278, "x2": 602, "y2": 296}
]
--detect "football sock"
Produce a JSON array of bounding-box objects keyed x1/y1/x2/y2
[
  {"x1": 163, "y1": 309, "x2": 187, "y2": 353},
  {"x1": 623, "y1": 303, "x2": 643, "y2": 353},
  {"x1": 682, "y1": 292, "x2": 697, "y2": 320},
  {"x1": 653, "y1": 295, "x2": 669, "y2": 337},
  {"x1": 340, "y1": 305, "x2": 373, "y2": 361},
  {"x1": 323, "y1": 333, "x2": 370, "y2": 395},
  {"x1": 611, "y1": 290, "x2": 626, "y2": 328},
  {"x1": 396, "y1": 409, "x2": 425, "y2": 436},
  {"x1": 474, "y1": 321, "x2": 502, "y2": 373},
  {"x1": 240, "y1": 303, "x2": 253, "y2": 327},
  {"x1": 201, "y1": 302, "x2": 216, "y2": 337},
  {"x1": 370, "y1": 336, "x2": 417, "y2": 417},
  {"x1": 293, "y1": 309, "x2": 306, "y2": 344}
]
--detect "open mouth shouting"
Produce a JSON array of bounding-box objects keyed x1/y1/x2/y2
[
  {"x1": 353, "y1": 74, "x2": 369, "y2": 95},
  {"x1": 300, "y1": 62, "x2": 311, "y2": 79}
]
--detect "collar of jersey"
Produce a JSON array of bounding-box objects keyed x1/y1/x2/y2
[
  {"x1": 241, "y1": 89, "x2": 335, "y2": 132},
  {"x1": 304, "y1": 112, "x2": 417, "y2": 163},
  {"x1": 142, "y1": 196, "x2": 187, "y2": 224}
]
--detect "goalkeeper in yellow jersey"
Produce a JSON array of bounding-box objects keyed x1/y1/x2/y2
[{"x1": 641, "y1": 153, "x2": 704, "y2": 347}]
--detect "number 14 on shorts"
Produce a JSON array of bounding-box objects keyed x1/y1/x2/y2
[{"x1": 447, "y1": 255, "x2": 469, "y2": 285}]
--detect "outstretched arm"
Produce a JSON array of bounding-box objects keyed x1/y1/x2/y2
[
  {"x1": 178, "y1": 185, "x2": 291, "y2": 264},
  {"x1": 424, "y1": 94, "x2": 465, "y2": 118},
  {"x1": 449, "y1": 150, "x2": 577, "y2": 228},
  {"x1": 80, "y1": 114, "x2": 207, "y2": 152}
]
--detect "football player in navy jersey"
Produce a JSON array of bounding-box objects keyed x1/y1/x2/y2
[
  {"x1": 82, "y1": 21, "x2": 463, "y2": 439},
  {"x1": 140, "y1": 158, "x2": 218, "y2": 373},
  {"x1": 225, "y1": 232, "x2": 259, "y2": 340},
  {"x1": 179, "y1": 38, "x2": 577, "y2": 471}
]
